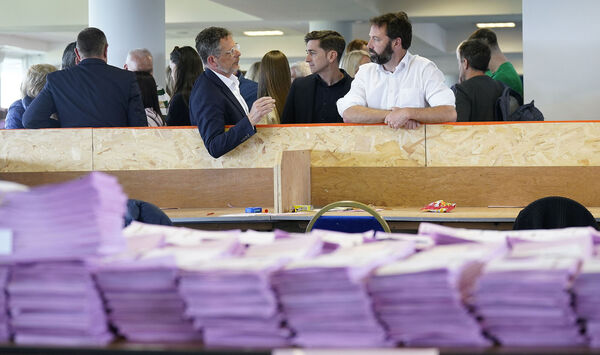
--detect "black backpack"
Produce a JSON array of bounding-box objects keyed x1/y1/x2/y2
[{"x1": 495, "y1": 85, "x2": 544, "y2": 121}]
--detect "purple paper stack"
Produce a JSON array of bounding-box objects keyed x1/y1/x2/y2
[
  {"x1": 0, "y1": 266, "x2": 11, "y2": 341},
  {"x1": 179, "y1": 235, "x2": 324, "y2": 348},
  {"x1": 94, "y1": 235, "x2": 242, "y2": 343},
  {"x1": 574, "y1": 259, "x2": 600, "y2": 347},
  {"x1": 95, "y1": 260, "x2": 201, "y2": 343},
  {"x1": 418, "y1": 222, "x2": 508, "y2": 245},
  {"x1": 474, "y1": 257, "x2": 586, "y2": 347},
  {"x1": 272, "y1": 240, "x2": 415, "y2": 348},
  {"x1": 8, "y1": 261, "x2": 112, "y2": 345},
  {"x1": 0, "y1": 172, "x2": 127, "y2": 262},
  {"x1": 369, "y1": 243, "x2": 503, "y2": 347}
]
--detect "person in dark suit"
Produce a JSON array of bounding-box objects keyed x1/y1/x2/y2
[
  {"x1": 190, "y1": 27, "x2": 275, "y2": 158},
  {"x1": 281, "y1": 30, "x2": 352, "y2": 124},
  {"x1": 23, "y1": 27, "x2": 147, "y2": 128}
]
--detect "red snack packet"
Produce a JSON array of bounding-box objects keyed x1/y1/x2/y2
[{"x1": 421, "y1": 200, "x2": 456, "y2": 213}]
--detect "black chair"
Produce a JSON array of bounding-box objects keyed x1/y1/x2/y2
[
  {"x1": 124, "y1": 199, "x2": 173, "y2": 227},
  {"x1": 305, "y1": 200, "x2": 391, "y2": 233},
  {"x1": 513, "y1": 196, "x2": 598, "y2": 230}
]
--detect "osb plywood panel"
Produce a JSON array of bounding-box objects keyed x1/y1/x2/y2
[
  {"x1": 0, "y1": 129, "x2": 92, "y2": 172},
  {"x1": 93, "y1": 128, "x2": 211, "y2": 170},
  {"x1": 93, "y1": 126, "x2": 426, "y2": 170},
  {"x1": 426, "y1": 123, "x2": 600, "y2": 166},
  {"x1": 311, "y1": 166, "x2": 600, "y2": 207}
]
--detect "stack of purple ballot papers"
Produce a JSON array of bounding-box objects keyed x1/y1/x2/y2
[
  {"x1": 179, "y1": 234, "x2": 324, "y2": 348},
  {"x1": 505, "y1": 227, "x2": 595, "y2": 259},
  {"x1": 0, "y1": 267, "x2": 10, "y2": 341},
  {"x1": 123, "y1": 221, "x2": 242, "y2": 247},
  {"x1": 474, "y1": 256, "x2": 586, "y2": 346},
  {"x1": 374, "y1": 231, "x2": 435, "y2": 251},
  {"x1": 574, "y1": 258, "x2": 600, "y2": 347},
  {"x1": 418, "y1": 222, "x2": 509, "y2": 245},
  {"x1": 94, "y1": 236, "x2": 241, "y2": 343},
  {"x1": 0, "y1": 172, "x2": 127, "y2": 261},
  {"x1": 272, "y1": 240, "x2": 415, "y2": 348},
  {"x1": 369, "y1": 243, "x2": 506, "y2": 347},
  {"x1": 8, "y1": 261, "x2": 112, "y2": 345}
]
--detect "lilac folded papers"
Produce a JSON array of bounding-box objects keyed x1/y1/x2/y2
[
  {"x1": 418, "y1": 222, "x2": 508, "y2": 245},
  {"x1": 272, "y1": 240, "x2": 415, "y2": 348},
  {"x1": 374, "y1": 231, "x2": 435, "y2": 251},
  {"x1": 0, "y1": 267, "x2": 10, "y2": 341},
  {"x1": 474, "y1": 256, "x2": 586, "y2": 347},
  {"x1": 94, "y1": 234, "x2": 241, "y2": 343},
  {"x1": 8, "y1": 261, "x2": 112, "y2": 346},
  {"x1": 0, "y1": 172, "x2": 127, "y2": 262},
  {"x1": 179, "y1": 234, "x2": 324, "y2": 348},
  {"x1": 370, "y1": 243, "x2": 505, "y2": 347},
  {"x1": 574, "y1": 259, "x2": 600, "y2": 347}
]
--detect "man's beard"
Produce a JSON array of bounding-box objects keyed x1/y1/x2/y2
[{"x1": 369, "y1": 41, "x2": 394, "y2": 65}]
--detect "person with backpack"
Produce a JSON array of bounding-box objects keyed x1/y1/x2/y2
[
  {"x1": 453, "y1": 39, "x2": 505, "y2": 122},
  {"x1": 468, "y1": 28, "x2": 523, "y2": 98}
]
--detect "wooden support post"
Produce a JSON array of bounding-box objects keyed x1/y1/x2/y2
[{"x1": 274, "y1": 150, "x2": 311, "y2": 213}]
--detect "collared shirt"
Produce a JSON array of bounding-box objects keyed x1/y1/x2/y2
[
  {"x1": 336, "y1": 51, "x2": 455, "y2": 117},
  {"x1": 312, "y1": 69, "x2": 352, "y2": 123},
  {"x1": 210, "y1": 68, "x2": 250, "y2": 114}
]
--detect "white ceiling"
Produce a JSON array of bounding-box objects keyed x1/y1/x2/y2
[{"x1": 0, "y1": 0, "x2": 523, "y2": 78}]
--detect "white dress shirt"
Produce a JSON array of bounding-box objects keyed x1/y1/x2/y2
[
  {"x1": 210, "y1": 69, "x2": 250, "y2": 114},
  {"x1": 336, "y1": 51, "x2": 455, "y2": 117}
]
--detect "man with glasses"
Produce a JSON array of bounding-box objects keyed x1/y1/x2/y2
[
  {"x1": 337, "y1": 12, "x2": 456, "y2": 130},
  {"x1": 190, "y1": 27, "x2": 275, "y2": 158},
  {"x1": 281, "y1": 30, "x2": 352, "y2": 124}
]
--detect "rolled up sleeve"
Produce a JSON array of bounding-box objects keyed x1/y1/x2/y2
[
  {"x1": 423, "y1": 62, "x2": 455, "y2": 107},
  {"x1": 336, "y1": 69, "x2": 368, "y2": 117}
]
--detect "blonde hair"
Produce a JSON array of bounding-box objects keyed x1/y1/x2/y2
[
  {"x1": 340, "y1": 50, "x2": 370, "y2": 77},
  {"x1": 21, "y1": 64, "x2": 57, "y2": 98}
]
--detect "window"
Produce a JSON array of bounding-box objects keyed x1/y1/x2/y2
[{"x1": 1, "y1": 57, "x2": 24, "y2": 108}]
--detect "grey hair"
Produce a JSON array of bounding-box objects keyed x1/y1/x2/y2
[{"x1": 195, "y1": 27, "x2": 231, "y2": 65}]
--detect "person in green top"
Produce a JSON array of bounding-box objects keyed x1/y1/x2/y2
[{"x1": 468, "y1": 28, "x2": 523, "y2": 98}]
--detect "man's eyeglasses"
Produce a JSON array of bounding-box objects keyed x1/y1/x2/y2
[{"x1": 222, "y1": 43, "x2": 240, "y2": 56}]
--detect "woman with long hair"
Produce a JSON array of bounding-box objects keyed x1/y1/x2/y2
[
  {"x1": 166, "y1": 46, "x2": 203, "y2": 126},
  {"x1": 135, "y1": 71, "x2": 166, "y2": 126},
  {"x1": 257, "y1": 50, "x2": 290, "y2": 124}
]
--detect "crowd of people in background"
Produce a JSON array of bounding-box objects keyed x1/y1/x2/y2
[{"x1": 2, "y1": 11, "x2": 525, "y2": 158}]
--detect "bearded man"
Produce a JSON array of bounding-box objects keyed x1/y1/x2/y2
[{"x1": 336, "y1": 12, "x2": 456, "y2": 130}]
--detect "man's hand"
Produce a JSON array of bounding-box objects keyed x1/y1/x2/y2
[
  {"x1": 248, "y1": 96, "x2": 276, "y2": 126},
  {"x1": 384, "y1": 107, "x2": 411, "y2": 129},
  {"x1": 403, "y1": 119, "x2": 420, "y2": 130}
]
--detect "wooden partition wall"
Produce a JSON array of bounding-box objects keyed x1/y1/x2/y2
[{"x1": 2, "y1": 122, "x2": 600, "y2": 211}]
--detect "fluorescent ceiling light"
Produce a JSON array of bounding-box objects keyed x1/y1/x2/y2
[
  {"x1": 244, "y1": 30, "x2": 284, "y2": 36},
  {"x1": 476, "y1": 22, "x2": 516, "y2": 28}
]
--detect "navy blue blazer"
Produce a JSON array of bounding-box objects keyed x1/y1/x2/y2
[
  {"x1": 23, "y1": 58, "x2": 147, "y2": 128},
  {"x1": 189, "y1": 69, "x2": 255, "y2": 158}
]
